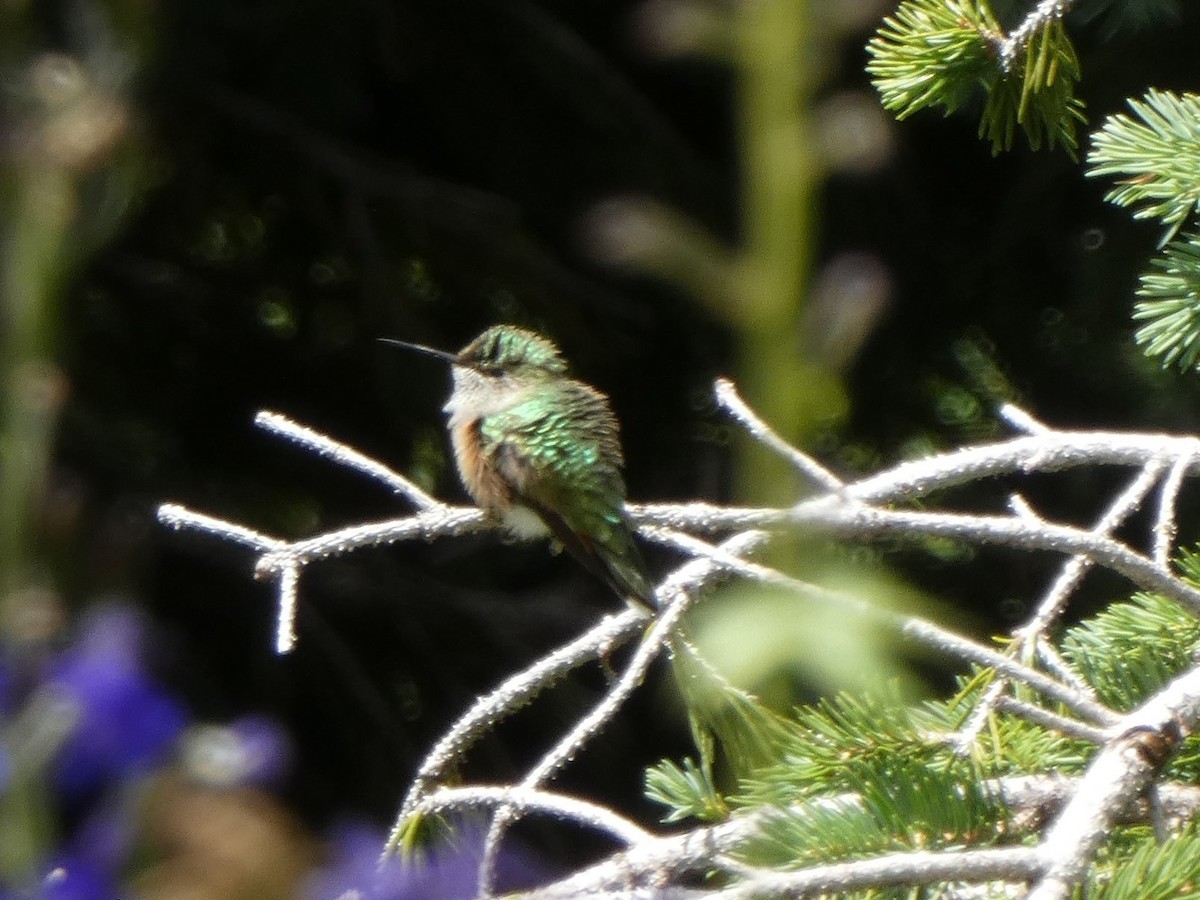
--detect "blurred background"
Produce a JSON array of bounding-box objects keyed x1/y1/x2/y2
[{"x1": 2, "y1": 0, "x2": 1199, "y2": 896}]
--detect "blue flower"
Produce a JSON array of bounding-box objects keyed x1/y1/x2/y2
[
  {"x1": 36, "y1": 855, "x2": 115, "y2": 900},
  {"x1": 178, "y1": 714, "x2": 292, "y2": 789},
  {"x1": 302, "y1": 821, "x2": 546, "y2": 900},
  {"x1": 48, "y1": 605, "x2": 186, "y2": 797}
]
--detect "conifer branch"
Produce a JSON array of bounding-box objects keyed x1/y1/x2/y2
[
  {"x1": 1027, "y1": 668, "x2": 1197, "y2": 898},
  {"x1": 156, "y1": 382, "x2": 1200, "y2": 895},
  {"x1": 996, "y1": 0, "x2": 1077, "y2": 72},
  {"x1": 866, "y1": 0, "x2": 1085, "y2": 155},
  {"x1": 1087, "y1": 91, "x2": 1200, "y2": 240},
  {"x1": 1132, "y1": 233, "x2": 1200, "y2": 370},
  {"x1": 524, "y1": 775, "x2": 1200, "y2": 897}
]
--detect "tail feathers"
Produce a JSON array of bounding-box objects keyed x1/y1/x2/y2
[
  {"x1": 518, "y1": 496, "x2": 657, "y2": 612},
  {"x1": 603, "y1": 552, "x2": 657, "y2": 613}
]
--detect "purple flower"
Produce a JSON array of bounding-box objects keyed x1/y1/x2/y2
[
  {"x1": 36, "y1": 855, "x2": 114, "y2": 900},
  {"x1": 179, "y1": 714, "x2": 292, "y2": 789},
  {"x1": 302, "y1": 821, "x2": 547, "y2": 900},
  {"x1": 47, "y1": 604, "x2": 186, "y2": 797}
]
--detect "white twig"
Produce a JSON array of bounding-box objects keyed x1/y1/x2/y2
[
  {"x1": 841, "y1": 431, "x2": 1200, "y2": 503},
  {"x1": 997, "y1": 0, "x2": 1077, "y2": 72},
  {"x1": 999, "y1": 402, "x2": 1049, "y2": 435},
  {"x1": 275, "y1": 564, "x2": 301, "y2": 654},
  {"x1": 1007, "y1": 493, "x2": 1040, "y2": 520},
  {"x1": 642, "y1": 526, "x2": 1114, "y2": 724},
  {"x1": 407, "y1": 785, "x2": 655, "y2": 847},
  {"x1": 1155, "y1": 450, "x2": 1194, "y2": 568},
  {"x1": 255, "y1": 409, "x2": 439, "y2": 507},
  {"x1": 386, "y1": 608, "x2": 647, "y2": 851},
  {"x1": 714, "y1": 377, "x2": 844, "y2": 493},
  {"x1": 1033, "y1": 642, "x2": 1092, "y2": 697},
  {"x1": 994, "y1": 695, "x2": 1109, "y2": 745},
  {"x1": 955, "y1": 461, "x2": 1162, "y2": 749},
  {"x1": 1028, "y1": 666, "x2": 1200, "y2": 899},
  {"x1": 1017, "y1": 460, "x2": 1166, "y2": 641},
  {"x1": 711, "y1": 846, "x2": 1045, "y2": 900},
  {"x1": 253, "y1": 509, "x2": 488, "y2": 577},
  {"x1": 156, "y1": 503, "x2": 283, "y2": 553},
  {"x1": 787, "y1": 502, "x2": 1200, "y2": 616},
  {"x1": 475, "y1": 555, "x2": 718, "y2": 896}
]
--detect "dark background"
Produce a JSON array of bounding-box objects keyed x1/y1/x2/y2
[{"x1": 18, "y1": 0, "x2": 1200, "y2": 847}]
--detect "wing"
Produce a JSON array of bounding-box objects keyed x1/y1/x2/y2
[{"x1": 480, "y1": 381, "x2": 655, "y2": 610}]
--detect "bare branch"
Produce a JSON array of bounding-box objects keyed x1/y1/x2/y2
[
  {"x1": 999, "y1": 402, "x2": 1049, "y2": 435},
  {"x1": 788, "y1": 502, "x2": 1200, "y2": 616},
  {"x1": 713, "y1": 377, "x2": 844, "y2": 492},
  {"x1": 1028, "y1": 666, "x2": 1200, "y2": 899},
  {"x1": 642, "y1": 526, "x2": 1115, "y2": 724},
  {"x1": 255, "y1": 409, "x2": 440, "y2": 507},
  {"x1": 1155, "y1": 450, "x2": 1195, "y2": 567},
  {"x1": 408, "y1": 785, "x2": 655, "y2": 847},
  {"x1": 156, "y1": 503, "x2": 283, "y2": 553},
  {"x1": 156, "y1": 388, "x2": 1200, "y2": 897},
  {"x1": 997, "y1": 0, "x2": 1077, "y2": 73}
]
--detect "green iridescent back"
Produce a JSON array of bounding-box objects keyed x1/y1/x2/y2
[{"x1": 478, "y1": 378, "x2": 655, "y2": 606}]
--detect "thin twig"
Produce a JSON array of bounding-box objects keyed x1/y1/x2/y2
[
  {"x1": 475, "y1": 558, "x2": 715, "y2": 896},
  {"x1": 274, "y1": 564, "x2": 301, "y2": 654},
  {"x1": 994, "y1": 695, "x2": 1109, "y2": 744},
  {"x1": 255, "y1": 409, "x2": 440, "y2": 507},
  {"x1": 641, "y1": 526, "x2": 1115, "y2": 724},
  {"x1": 1154, "y1": 450, "x2": 1194, "y2": 568},
  {"x1": 996, "y1": 0, "x2": 1078, "y2": 72},
  {"x1": 788, "y1": 502, "x2": 1200, "y2": 617},
  {"x1": 710, "y1": 846, "x2": 1045, "y2": 900},
  {"x1": 386, "y1": 608, "x2": 646, "y2": 851},
  {"x1": 408, "y1": 785, "x2": 655, "y2": 847},
  {"x1": 999, "y1": 402, "x2": 1049, "y2": 435},
  {"x1": 1020, "y1": 460, "x2": 1166, "y2": 638},
  {"x1": 714, "y1": 377, "x2": 844, "y2": 493},
  {"x1": 156, "y1": 503, "x2": 283, "y2": 553}
]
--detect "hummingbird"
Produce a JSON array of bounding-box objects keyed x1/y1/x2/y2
[{"x1": 379, "y1": 325, "x2": 656, "y2": 612}]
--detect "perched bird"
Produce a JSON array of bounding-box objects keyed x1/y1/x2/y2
[{"x1": 380, "y1": 325, "x2": 656, "y2": 611}]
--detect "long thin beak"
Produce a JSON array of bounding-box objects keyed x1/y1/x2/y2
[{"x1": 377, "y1": 337, "x2": 459, "y2": 365}]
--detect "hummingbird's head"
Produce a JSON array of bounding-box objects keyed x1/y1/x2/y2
[
  {"x1": 457, "y1": 325, "x2": 568, "y2": 379},
  {"x1": 378, "y1": 325, "x2": 570, "y2": 418},
  {"x1": 443, "y1": 325, "x2": 568, "y2": 417}
]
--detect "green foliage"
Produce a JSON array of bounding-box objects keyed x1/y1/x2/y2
[
  {"x1": 1088, "y1": 90, "x2": 1200, "y2": 371},
  {"x1": 867, "y1": 0, "x2": 1001, "y2": 121},
  {"x1": 1088, "y1": 825, "x2": 1200, "y2": 899},
  {"x1": 644, "y1": 756, "x2": 727, "y2": 824},
  {"x1": 1061, "y1": 592, "x2": 1200, "y2": 711},
  {"x1": 978, "y1": 18, "x2": 1085, "y2": 155},
  {"x1": 647, "y1": 586, "x2": 1200, "y2": 884},
  {"x1": 1088, "y1": 89, "x2": 1200, "y2": 240},
  {"x1": 1132, "y1": 234, "x2": 1200, "y2": 371},
  {"x1": 867, "y1": 0, "x2": 1084, "y2": 155},
  {"x1": 671, "y1": 634, "x2": 796, "y2": 776},
  {"x1": 732, "y1": 690, "x2": 928, "y2": 809},
  {"x1": 731, "y1": 692, "x2": 1002, "y2": 869},
  {"x1": 741, "y1": 796, "x2": 896, "y2": 869}
]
